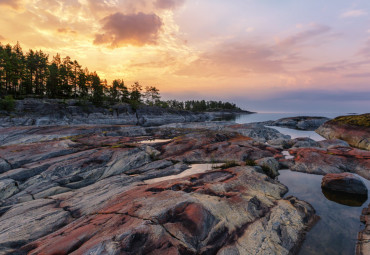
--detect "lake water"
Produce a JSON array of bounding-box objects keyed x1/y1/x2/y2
[
  {"x1": 235, "y1": 112, "x2": 348, "y2": 140},
  {"x1": 278, "y1": 170, "x2": 370, "y2": 255}
]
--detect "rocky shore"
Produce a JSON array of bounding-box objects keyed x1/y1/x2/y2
[
  {"x1": 316, "y1": 113, "x2": 370, "y2": 150},
  {"x1": 0, "y1": 98, "x2": 251, "y2": 128},
  {"x1": 0, "y1": 112, "x2": 369, "y2": 254},
  {"x1": 258, "y1": 116, "x2": 330, "y2": 130}
]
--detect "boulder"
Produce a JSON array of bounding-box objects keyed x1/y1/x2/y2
[
  {"x1": 289, "y1": 146, "x2": 370, "y2": 180},
  {"x1": 316, "y1": 114, "x2": 370, "y2": 150},
  {"x1": 321, "y1": 173, "x2": 368, "y2": 195},
  {"x1": 272, "y1": 116, "x2": 330, "y2": 130}
]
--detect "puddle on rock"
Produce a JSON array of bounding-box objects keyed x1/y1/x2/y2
[
  {"x1": 137, "y1": 138, "x2": 172, "y2": 144},
  {"x1": 278, "y1": 170, "x2": 370, "y2": 255},
  {"x1": 145, "y1": 163, "x2": 222, "y2": 184},
  {"x1": 282, "y1": 150, "x2": 294, "y2": 159}
]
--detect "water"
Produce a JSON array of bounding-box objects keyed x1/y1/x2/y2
[
  {"x1": 278, "y1": 170, "x2": 370, "y2": 255},
  {"x1": 235, "y1": 112, "x2": 349, "y2": 124},
  {"x1": 266, "y1": 126, "x2": 325, "y2": 141},
  {"x1": 235, "y1": 112, "x2": 347, "y2": 140},
  {"x1": 144, "y1": 163, "x2": 222, "y2": 184}
]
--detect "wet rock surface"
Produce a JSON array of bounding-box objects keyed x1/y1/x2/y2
[
  {"x1": 321, "y1": 173, "x2": 368, "y2": 195},
  {"x1": 316, "y1": 113, "x2": 370, "y2": 150}
]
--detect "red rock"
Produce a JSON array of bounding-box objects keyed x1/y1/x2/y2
[
  {"x1": 316, "y1": 114, "x2": 370, "y2": 150},
  {"x1": 289, "y1": 147, "x2": 370, "y2": 180}
]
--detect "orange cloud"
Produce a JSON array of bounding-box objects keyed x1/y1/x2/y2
[
  {"x1": 0, "y1": 0, "x2": 21, "y2": 9},
  {"x1": 94, "y1": 12, "x2": 163, "y2": 48},
  {"x1": 176, "y1": 40, "x2": 285, "y2": 78},
  {"x1": 154, "y1": 0, "x2": 185, "y2": 10}
]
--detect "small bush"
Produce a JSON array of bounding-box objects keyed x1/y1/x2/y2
[
  {"x1": 245, "y1": 159, "x2": 257, "y2": 166},
  {"x1": 0, "y1": 96, "x2": 16, "y2": 111},
  {"x1": 220, "y1": 161, "x2": 240, "y2": 169},
  {"x1": 261, "y1": 165, "x2": 275, "y2": 178}
]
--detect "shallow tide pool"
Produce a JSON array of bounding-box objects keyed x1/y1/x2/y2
[{"x1": 278, "y1": 170, "x2": 370, "y2": 255}]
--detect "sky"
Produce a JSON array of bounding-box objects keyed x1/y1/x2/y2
[{"x1": 0, "y1": 0, "x2": 369, "y2": 113}]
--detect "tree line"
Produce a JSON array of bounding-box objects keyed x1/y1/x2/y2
[{"x1": 0, "y1": 42, "x2": 242, "y2": 112}]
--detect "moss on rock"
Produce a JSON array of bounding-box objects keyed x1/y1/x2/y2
[{"x1": 331, "y1": 113, "x2": 370, "y2": 127}]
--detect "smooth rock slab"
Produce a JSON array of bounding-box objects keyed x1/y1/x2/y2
[
  {"x1": 0, "y1": 179, "x2": 19, "y2": 200},
  {"x1": 321, "y1": 173, "x2": 368, "y2": 195}
]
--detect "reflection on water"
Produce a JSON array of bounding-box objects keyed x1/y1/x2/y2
[
  {"x1": 322, "y1": 189, "x2": 368, "y2": 207},
  {"x1": 144, "y1": 163, "x2": 222, "y2": 184},
  {"x1": 278, "y1": 170, "x2": 370, "y2": 255}
]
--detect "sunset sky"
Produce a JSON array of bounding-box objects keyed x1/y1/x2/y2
[{"x1": 0, "y1": 0, "x2": 369, "y2": 112}]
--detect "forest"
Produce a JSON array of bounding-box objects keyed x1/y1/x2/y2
[{"x1": 0, "y1": 42, "x2": 242, "y2": 112}]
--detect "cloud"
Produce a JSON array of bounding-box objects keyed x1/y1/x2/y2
[
  {"x1": 0, "y1": 34, "x2": 5, "y2": 40},
  {"x1": 345, "y1": 72, "x2": 370, "y2": 78},
  {"x1": 94, "y1": 12, "x2": 163, "y2": 48},
  {"x1": 154, "y1": 0, "x2": 185, "y2": 10},
  {"x1": 57, "y1": 28, "x2": 77, "y2": 34},
  {"x1": 0, "y1": 0, "x2": 21, "y2": 9},
  {"x1": 278, "y1": 24, "x2": 333, "y2": 48},
  {"x1": 341, "y1": 9, "x2": 367, "y2": 18},
  {"x1": 358, "y1": 39, "x2": 370, "y2": 57},
  {"x1": 176, "y1": 40, "x2": 285, "y2": 77},
  {"x1": 307, "y1": 60, "x2": 370, "y2": 73}
]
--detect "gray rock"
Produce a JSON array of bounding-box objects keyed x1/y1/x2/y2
[
  {"x1": 0, "y1": 199, "x2": 71, "y2": 249},
  {"x1": 272, "y1": 116, "x2": 330, "y2": 130},
  {"x1": 0, "y1": 158, "x2": 11, "y2": 174},
  {"x1": 0, "y1": 179, "x2": 19, "y2": 200},
  {"x1": 256, "y1": 157, "x2": 280, "y2": 178},
  {"x1": 318, "y1": 139, "x2": 350, "y2": 149},
  {"x1": 292, "y1": 137, "x2": 320, "y2": 148}
]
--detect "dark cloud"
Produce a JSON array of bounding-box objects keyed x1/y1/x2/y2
[
  {"x1": 0, "y1": 0, "x2": 21, "y2": 9},
  {"x1": 94, "y1": 12, "x2": 163, "y2": 48},
  {"x1": 154, "y1": 0, "x2": 185, "y2": 9}
]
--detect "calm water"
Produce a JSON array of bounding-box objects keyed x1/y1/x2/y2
[
  {"x1": 278, "y1": 170, "x2": 370, "y2": 255},
  {"x1": 235, "y1": 112, "x2": 349, "y2": 140},
  {"x1": 235, "y1": 112, "x2": 349, "y2": 123}
]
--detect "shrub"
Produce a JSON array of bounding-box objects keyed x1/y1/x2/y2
[
  {"x1": 245, "y1": 159, "x2": 257, "y2": 166},
  {"x1": 261, "y1": 165, "x2": 275, "y2": 178},
  {"x1": 0, "y1": 96, "x2": 16, "y2": 111},
  {"x1": 220, "y1": 161, "x2": 240, "y2": 169}
]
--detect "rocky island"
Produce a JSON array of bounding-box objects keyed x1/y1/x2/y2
[{"x1": 0, "y1": 102, "x2": 369, "y2": 254}]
